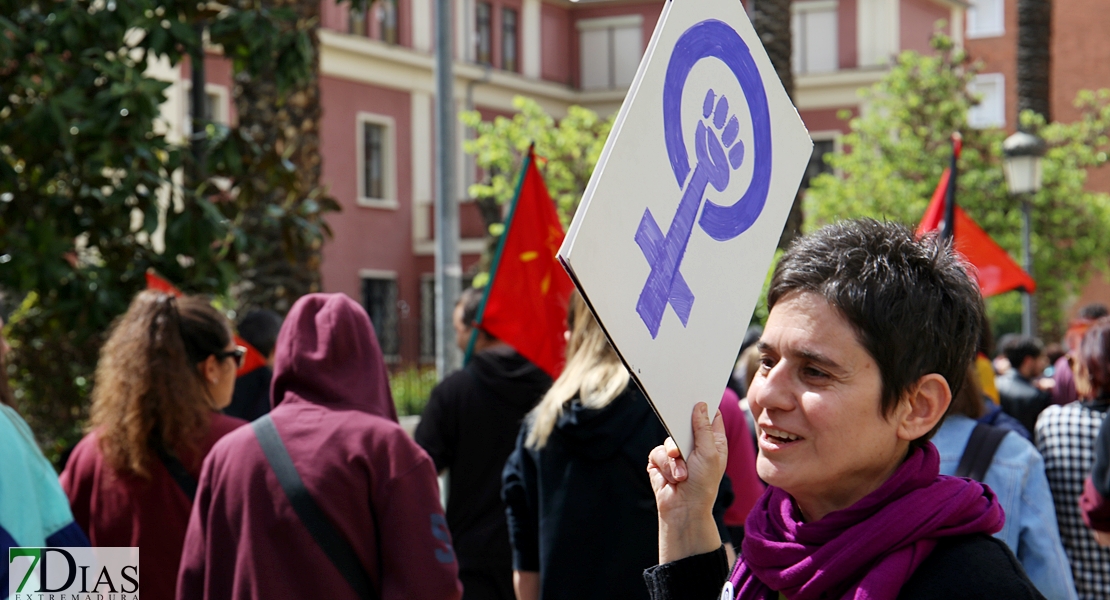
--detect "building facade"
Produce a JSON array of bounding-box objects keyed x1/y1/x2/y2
[{"x1": 157, "y1": 0, "x2": 1106, "y2": 365}]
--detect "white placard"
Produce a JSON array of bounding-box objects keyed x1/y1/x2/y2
[{"x1": 559, "y1": 0, "x2": 813, "y2": 457}]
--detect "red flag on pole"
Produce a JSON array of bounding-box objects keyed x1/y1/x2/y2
[
  {"x1": 144, "y1": 270, "x2": 267, "y2": 375},
  {"x1": 475, "y1": 147, "x2": 575, "y2": 378},
  {"x1": 917, "y1": 171, "x2": 1036, "y2": 297}
]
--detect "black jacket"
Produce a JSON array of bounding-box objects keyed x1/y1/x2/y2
[
  {"x1": 643, "y1": 534, "x2": 1045, "y2": 600},
  {"x1": 414, "y1": 346, "x2": 551, "y2": 571},
  {"x1": 997, "y1": 370, "x2": 1052, "y2": 434},
  {"x1": 224, "y1": 365, "x2": 272, "y2": 422},
  {"x1": 503, "y1": 384, "x2": 732, "y2": 600}
]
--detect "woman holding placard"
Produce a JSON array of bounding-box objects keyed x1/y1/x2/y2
[{"x1": 643, "y1": 220, "x2": 1045, "y2": 599}]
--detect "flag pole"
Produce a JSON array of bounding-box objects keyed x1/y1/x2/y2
[
  {"x1": 941, "y1": 132, "x2": 962, "y2": 242},
  {"x1": 463, "y1": 144, "x2": 536, "y2": 365}
]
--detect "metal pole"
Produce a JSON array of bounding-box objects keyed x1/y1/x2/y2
[
  {"x1": 434, "y1": 0, "x2": 460, "y2": 378},
  {"x1": 1021, "y1": 195, "x2": 1034, "y2": 336}
]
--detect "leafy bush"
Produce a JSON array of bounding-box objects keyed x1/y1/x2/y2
[{"x1": 390, "y1": 366, "x2": 437, "y2": 417}]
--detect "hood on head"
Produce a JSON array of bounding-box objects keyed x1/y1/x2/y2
[{"x1": 271, "y1": 293, "x2": 397, "y2": 422}]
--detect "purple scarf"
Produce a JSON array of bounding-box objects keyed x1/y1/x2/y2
[{"x1": 729, "y1": 443, "x2": 1003, "y2": 600}]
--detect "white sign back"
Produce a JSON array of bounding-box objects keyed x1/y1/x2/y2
[{"x1": 558, "y1": 0, "x2": 812, "y2": 457}]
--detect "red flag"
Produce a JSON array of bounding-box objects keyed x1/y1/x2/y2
[
  {"x1": 917, "y1": 170, "x2": 1036, "y2": 297},
  {"x1": 144, "y1": 270, "x2": 265, "y2": 376},
  {"x1": 478, "y1": 148, "x2": 575, "y2": 378},
  {"x1": 145, "y1": 271, "x2": 183, "y2": 296}
]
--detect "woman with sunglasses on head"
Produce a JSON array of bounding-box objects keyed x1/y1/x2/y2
[{"x1": 60, "y1": 291, "x2": 248, "y2": 600}]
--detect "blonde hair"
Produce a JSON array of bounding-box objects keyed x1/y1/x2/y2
[{"x1": 526, "y1": 293, "x2": 630, "y2": 449}]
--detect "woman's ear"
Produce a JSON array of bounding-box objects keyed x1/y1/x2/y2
[
  {"x1": 897, "y1": 373, "x2": 951, "y2": 442},
  {"x1": 198, "y1": 355, "x2": 220, "y2": 386}
]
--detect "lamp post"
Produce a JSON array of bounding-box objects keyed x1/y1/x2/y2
[{"x1": 1002, "y1": 131, "x2": 1046, "y2": 337}]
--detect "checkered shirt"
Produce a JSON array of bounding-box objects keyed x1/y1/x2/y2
[{"x1": 1036, "y1": 401, "x2": 1110, "y2": 599}]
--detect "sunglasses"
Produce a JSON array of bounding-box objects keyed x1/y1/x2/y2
[{"x1": 216, "y1": 345, "x2": 248, "y2": 369}]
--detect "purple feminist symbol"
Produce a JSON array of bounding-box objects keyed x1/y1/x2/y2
[{"x1": 635, "y1": 19, "x2": 773, "y2": 339}]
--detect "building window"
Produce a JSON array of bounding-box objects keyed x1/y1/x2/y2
[
  {"x1": 800, "y1": 137, "x2": 837, "y2": 190},
  {"x1": 502, "y1": 7, "x2": 519, "y2": 72},
  {"x1": 376, "y1": 0, "x2": 399, "y2": 44},
  {"x1": 476, "y1": 2, "x2": 493, "y2": 66},
  {"x1": 357, "y1": 113, "x2": 397, "y2": 208},
  {"x1": 349, "y1": 6, "x2": 367, "y2": 36},
  {"x1": 577, "y1": 15, "x2": 643, "y2": 90},
  {"x1": 184, "y1": 84, "x2": 228, "y2": 136},
  {"x1": 967, "y1": 0, "x2": 1004, "y2": 38},
  {"x1": 968, "y1": 73, "x2": 1005, "y2": 129},
  {"x1": 792, "y1": 1, "x2": 838, "y2": 75},
  {"x1": 362, "y1": 273, "x2": 400, "y2": 361}
]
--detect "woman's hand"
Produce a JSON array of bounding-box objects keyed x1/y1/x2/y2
[{"x1": 648, "y1": 402, "x2": 729, "y2": 564}]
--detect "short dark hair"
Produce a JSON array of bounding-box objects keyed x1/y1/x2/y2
[
  {"x1": 457, "y1": 287, "x2": 484, "y2": 327},
  {"x1": 1082, "y1": 318, "x2": 1110, "y2": 396},
  {"x1": 1080, "y1": 303, "x2": 1110, "y2": 321},
  {"x1": 238, "y1": 310, "x2": 283, "y2": 357},
  {"x1": 1000, "y1": 335, "x2": 1043, "y2": 371},
  {"x1": 767, "y1": 219, "x2": 983, "y2": 449}
]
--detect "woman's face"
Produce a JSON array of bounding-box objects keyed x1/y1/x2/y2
[
  {"x1": 748, "y1": 291, "x2": 910, "y2": 522},
  {"x1": 202, "y1": 341, "x2": 239, "y2": 410}
]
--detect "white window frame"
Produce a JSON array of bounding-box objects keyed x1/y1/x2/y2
[
  {"x1": 360, "y1": 269, "x2": 401, "y2": 363},
  {"x1": 792, "y1": 0, "x2": 839, "y2": 75},
  {"x1": 181, "y1": 82, "x2": 230, "y2": 135},
  {"x1": 356, "y1": 112, "x2": 398, "y2": 209},
  {"x1": 967, "y1": 73, "x2": 1006, "y2": 129},
  {"x1": 576, "y1": 15, "x2": 643, "y2": 90},
  {"x1": 966, "y1": 0, "x2": 1004, "y2": 39}
]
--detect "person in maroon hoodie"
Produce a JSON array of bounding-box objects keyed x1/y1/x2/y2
[
  {"x1": 60, "y1": 291, "x2": 248, "y2": 600},
  {"x1": 178, "y1": 293, "x2": 463, "y2": 600}
]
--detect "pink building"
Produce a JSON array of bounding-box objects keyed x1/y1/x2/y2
[{"x1": 162, "y1": 0, "x2": 995, "y2": 366}]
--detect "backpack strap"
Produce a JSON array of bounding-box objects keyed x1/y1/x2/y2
[
  {"x1": 154, "y1": 441, "x2": 197, "y2": 502},
  {"x1": 253, "y1": 415, "x2": 379, "y2": 600},
  {"x1": 955, "y1": 423, "x2": 1009, "y2": 482}
]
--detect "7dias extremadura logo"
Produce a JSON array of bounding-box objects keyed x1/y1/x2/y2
[{"x1": 8, "y1": 547, "x2": 139, "y2": 600}]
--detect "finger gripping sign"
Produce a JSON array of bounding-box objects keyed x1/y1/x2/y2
[
  {"x1": 559, "y1": 0, "x2": 811, "y2": 457},
  {"x1": 637, "y1": 19, "x2": 773, "y2": 338}
]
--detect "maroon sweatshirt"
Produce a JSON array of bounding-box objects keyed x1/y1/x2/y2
[
  {"x1": 60, "y1": 413, "x2": 246, "y2": 600},
  {"x1": 177, "y1": 293, "x2": 462, "y2": 600}
]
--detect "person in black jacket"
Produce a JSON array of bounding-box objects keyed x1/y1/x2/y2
[
  {"x1": 224, "y1": 309, "x2": 282, "y2": 422},
  {"x1": 643, "y1": 220, "x2": 1044, "y2": 600},
  {"x1": 416, "y1": 288, "x2": 553, "y2": 600},
  {"x1": 502, "y1": 292, "x2": 731, "y2": 600},
  {"x1": 996, "y1": 335, "x2": 1053, "y2": 434}
]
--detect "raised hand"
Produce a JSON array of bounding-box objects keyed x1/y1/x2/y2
[{"x1": 647, "y1": 402, "x2": 729, "y2": 563}]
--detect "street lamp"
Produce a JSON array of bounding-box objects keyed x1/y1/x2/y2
[{"x1": 1002, "y1": 131, "x2": 1046, "y2": 337}]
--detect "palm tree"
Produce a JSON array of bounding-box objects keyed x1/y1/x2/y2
[
  {"x1": 231, "y1": 0, "x2": 333, "y2": 314},
  {"x1": 749, "y1": 0, "x2": 802, "y2": 248},
  {"x1": 1016, "y1": 0, "x2": 1051, "y2": 122}
]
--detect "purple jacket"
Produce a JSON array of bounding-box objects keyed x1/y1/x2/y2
[{"x1": 178, "y1": 294, "x2": 462, "y2": 600}]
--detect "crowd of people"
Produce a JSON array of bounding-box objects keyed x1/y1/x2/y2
[{"x1": 2, "y1": 218, "x2": 1110, "y2": 600}]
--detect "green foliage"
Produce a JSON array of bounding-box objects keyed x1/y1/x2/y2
[
  {"x1": 0, "y1": 0, "x2": 325, "y2": 458},
  {"x1": 805, "y1": 33, "x2": 1110, "y2": 340},
  {"x1": 461, "y1": 96, "x2": 614, "y2": 224},
  {"x1": 390, "y1": 366, "x2": 438, "y2": 417}
]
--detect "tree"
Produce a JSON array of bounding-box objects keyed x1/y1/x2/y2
[
  {"x1": 0, "y1": 0, "x2": 329, "y2": 460},
  {"x1": 805, "y1": 34, "x2": 1110, "y2": 340},
  {"x1": 1017, "y1": 0, "x2": 1051, "y2": 120},
  {"x1": 215, "y1": 0, "x2": 339, "y2": 314},
  {"x1": 460, "y1": 96, "x2": 613, "y2": 279},
  {"x1": 749, "y1": 0, "x2": 801, "y2": 249}
]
